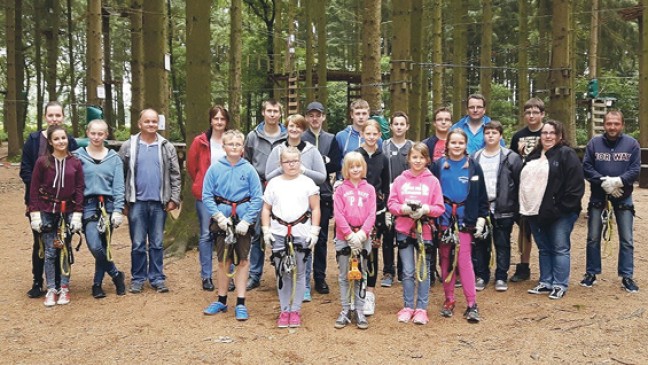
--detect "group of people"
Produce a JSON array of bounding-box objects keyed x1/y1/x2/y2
[{"x1": 21, "y1": 95, "x2": 639, "y2": 331}]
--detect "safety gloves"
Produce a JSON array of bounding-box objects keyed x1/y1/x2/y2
[
  {"x1": 111, "y1": 212, "x2": 123, "y2": 228},
  {"x1": 410, "y1": 204, "x2": 430, "y2": 220},
  {"x1": 601, "y1": 176, "x2": 624, "y2": 198},
  {"x1": 213, "y1": 212, "x2": 231, "y2": 231},
  {"x1": 307, "y1": 226, "x2": 321, "y2": 250},
  {"x1": 235, "y1": 220, "x2": 250, "y2": 236},
  {"x1": 474, "y1": 217, "x2": 486, "y2": 239},
  {"x1": 70, "y1": 212, "x2": 83, "y2": 233},
  {"x1": 30, "y1": 212, "x2": 42, "y2": 232},
  {"x1": 262, "y1": 226, "x2": 274, "y2": 249}
]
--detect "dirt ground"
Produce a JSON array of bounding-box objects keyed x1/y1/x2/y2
[{"x1": 1, "y1": 151, "x2": 647, "y2": 364}]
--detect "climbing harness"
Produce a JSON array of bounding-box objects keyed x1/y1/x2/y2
[
  {"x1": 441, "y1": 197, "x2": 463, "y2": 284},
  {"x1": 601, "y1": 198, "x2": 615, "y2": 258},
  {"x1": 96, "y1": 196, "x2": 113, "y2": 262},
  {"x1": 214, "y1": 195, "x2": 251, "y2": 278}
]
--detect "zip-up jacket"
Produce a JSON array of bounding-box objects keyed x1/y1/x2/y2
[
  {"x1": 451, "y1": 115, "x2": 504, "y2": 154},
  {"x1": 356, "y1": 147, "x2": 390, "y2": 210},
  {"x1": 472, "y1": 147, "x2": 522, "y2": 219},
  {"x1": 118, "y1": 133, "x2": 181, "y2": 205},
  {"x1": 302, "y1": 129, "x2": 341, "y2": 201},
  {"x1": 29, "y1": 154, "x2": 85, "y2": 213},
  {"x1": 333, "y1": 179, "x2": 376, "y2": 239},
  {"x1": 382, "y1": 139, "x2": 413, "y2": 182},
  {"x1": 525, "y1": 144, "x2": 584, "y2": 225},
  {"x1": 74, "y1": 147, "x2": 125, "y2": 212},
  {"x1": 187, "y1": 131, "x2": 211, "y2": 200},
  {"x1": 582, "y1": 133, "x2": 640, "y2": 203},
  {"x1": 265, "y1": 140, "x2": 327, "y2": 184},
  {"x1": 202, "y1": 156, "x2": 264, "y2": 224},
  {"x1": 387, "y1": 169, "x2": 445, "y2": 240},
  {"x1": 244, "y1": 122, "x2": 288, "y2": 182},
  {"x1": 335, "y1": 125, "x2": 383, "y2": 167}
]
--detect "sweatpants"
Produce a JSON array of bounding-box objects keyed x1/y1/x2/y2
[
  {"x1": 439, "y1": 231, "x2": 476, "y2": 306},
  {"x1": 272, "y1": 235, "x2": 307, "y2": 312},
  {"x1": 335, "y1": 238, "x2": 371, "y2": 312}
]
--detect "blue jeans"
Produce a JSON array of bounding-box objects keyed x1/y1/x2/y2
[
  {"x1": 41, "y1": 212, "x2": 71, "y2": 289},
  {"x1": 83, "y1": 197, "x2": 119, "y2": 285},
  {"x1": 397, "y1": 233, "x2": 431, "y2": 310},
  {"x1": 128, "y1": 201, "x2": 167, "y2": 285},
  {"x1": 492, "y1": 217, "x2": 515, "y2": 281},
  {"x1": 586, "y1": 197, "x2": 635, "y2": 278},
  {"x1": 528, "y1": 212, "x2": 579, "y2": 290},
  {"x1": 196, "y1": 200, "x2": 214, "y2": 279},
  {"x1": 248, "y1": 219, "x2": 264, "y2": 283},
  {"x1": 305, "y1": 199, "x2": 332, "y2": 290}
]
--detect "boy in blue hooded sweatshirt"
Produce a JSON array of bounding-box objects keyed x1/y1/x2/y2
[{"x1": 202, "y1": 130, "x2": 264, "y2": 321}]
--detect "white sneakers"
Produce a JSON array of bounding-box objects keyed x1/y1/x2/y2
[
  {"x1": 44, "y1": 288, "x2": 57, "y2": 307},
  {"x1": 43, "y1": 287, "x2": 71, "y2": 307},
  {"x1": 363, "y1": 291, "x2": 376, "y2": 316}
]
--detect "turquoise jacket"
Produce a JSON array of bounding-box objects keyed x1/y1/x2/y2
[{"x1": 74, "y1": 147, "x2": 125, "y2": 212}]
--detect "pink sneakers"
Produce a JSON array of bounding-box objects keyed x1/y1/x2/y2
[
  {"x1": 57, "y1": 286, "x2": 70, "y2": 305},
  {"x1": 43, "y1": 288, "x2": 57, "y2": 307},
  {"x1": 412, "y1": 309, "x2": 429, "y2": 325},
  {"x1": 397, "y1": 307, "x2": 415, "y2": 323},
  {"x1": 289, "y1": 311, "x2": 301, "y2": 328},
  {"x1": 277, "y1": 311, "x2": 290, "y2": 328}
]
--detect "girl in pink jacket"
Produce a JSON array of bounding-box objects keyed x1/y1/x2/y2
[
  {"x1": 387, "y1": 143, "x2": 444, "y2": 325},
  {"x1": 333, "y1": 152, "x2": 376, "y2": 330}
]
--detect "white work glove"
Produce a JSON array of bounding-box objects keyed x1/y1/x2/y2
[
  {"x1": 307, "y1": 226, "x2": 321, "y2": 250},
  {"x1": 611, "y1": 187, "x2": 624, "y2": 199},
  {"x1": 235, "y1": 220, "x2": 251, "y2": 236},
  {"x1": 606, "y1": 176, "x2": 623, "y2": 188},
  {"x1": 213, "y1": 212, "x2": 231, "y2": 231},
  {"x1": 400, "y1": 204, "x2": 413, "y2": 216},
  {"x1": 385, "y1": 212, "x2": 392, "y2": 229},
  {"x1": 300, "y1": 165, "x2": 306, "y2": 174},
  {"x1": 601, "y1": 176, "x2": 623, "y2": 194},
  {"x1": 70, "y1": 212, "x2": 83, "y2": 233},
  {"x1": 262, "y1": 225, "x2": 274, "y2": 249},
  {"x1": 110, "y1": 212, "x2": 123, "y2": 228},
  {"x1": 346, "y1": 233, "x2": 360, "y2": 248},
  {"x1": 474, "y1": 217, "x2": 486, "y2": 239},
  {"x1": 356, "y1": 230, "x2": 367, "y2": 245},
  {"x1": 333, "y1": 180, "x2": 343, "y2": 191},
  {"x1": 410, "y1": 204, "x2": 430, "y2": 220},
  {"x1": 30, "y1": 212, "x2": 42, "y2": 233}
]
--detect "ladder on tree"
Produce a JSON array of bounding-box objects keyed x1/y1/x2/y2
[
  {"x1": 347, "y1": 83, "x2": 362, "y2": 109},
  {"x1": 589, "y1": 98, "x2": 607, "y2": 138},
  {"x1": 287, "y1": 71, "x2": 299, "y2": 115}
]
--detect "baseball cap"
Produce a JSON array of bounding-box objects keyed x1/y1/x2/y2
[{"x1": 306, "y1": 101, "x2": 325, "y2": 113}]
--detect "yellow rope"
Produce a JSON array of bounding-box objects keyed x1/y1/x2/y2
[
  {"x1": 601, "y1": 200, "x2": 615, "y2": 258},
  {"x1": 98, "y1": 198, "x2": 113, "y2": 263},
  {"x1": 415, "y1": 220, "x2": 427, "y2": 283}
]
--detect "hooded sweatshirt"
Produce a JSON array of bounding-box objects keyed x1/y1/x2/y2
[
  {"x1": 244, "y1": 121, "x2": 288, "y2": 182},
  {"x1": 333, "y1": 179, "x2": 376, "y2": 240},
  {"x1": 264, "y1": 140, "x2": 327, "y2": 185},
  {"x1": 74, "y1": 147, "x2": 125, "y2": 212},
  {"x1": 29, "y1": 154, "x2": 85, "y2": 213}
]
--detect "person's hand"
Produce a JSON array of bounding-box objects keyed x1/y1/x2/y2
[
  {"x1": 166, "y1": 201, "x2": 178, "y2": 211},
  {"x1": 600, "y1": 176, "x2": 622, "y2": 194},
  {"x1": 606, "y1": 176, "x2": 623, "y2": 188},
  {"x1": 400, "y1": 204, "x2": 412, "y2": 216},
  {"x1": 346, "y1": 233, "x2": 359, "y2": 248},
  {"x1": 111, "y1": 212, "x2": 123, "y2": 228},
  {"x1": 356, "y1": 230, "x2": 367, "y2": 245},
  {"x1": 474, "y1": 217, "x2": 486, "y2": 239},
  {"x1": 213, "y1": 212, "x2": 230, "y2": 231},
  {"x1": 30, "y1": 212, "x2": 42, "y2": 233},
  {"x1": 235, "y1": 220, "x2": 251, "y2": 236},
  {"x1": 300, "y1": 165, "x2": 306, "y2": 174},
  {"x1": 307, "y1": 226, "x2": 321, "y2": 250},
  {"x1": 410, "y1": 204, "x2": 430, "y2": 220},
  {"x1": 70, "y1": 212, "x2": 83, "y2": 233},
  {"x1": 385, "y1": 212, "x2": 392, "y2": 229},
  {"x1": 333, "y1": 180, "x2": 343, "y2": 191},
  {"x1": 262, "y1": 225, "x2": 274, "y2": 249},
  {"x1": 611, "y1": 187, "x2": 624, "y2": 198}
]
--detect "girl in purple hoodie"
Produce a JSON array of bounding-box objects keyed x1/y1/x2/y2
[{"x1": 387, "y1": 143, "x2": 444, "y2": 325}]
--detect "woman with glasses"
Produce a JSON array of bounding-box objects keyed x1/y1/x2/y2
[
  {"x1": 187, "y1": 105, "x2": 230, "y2": 291},
  {"x1": 519, "y1": 120, "x2": 584, "y2": 300}
]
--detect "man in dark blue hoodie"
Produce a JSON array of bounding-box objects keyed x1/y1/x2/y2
[{"x1": 581, "y1": 110, "x2": 640, "y2": 293}]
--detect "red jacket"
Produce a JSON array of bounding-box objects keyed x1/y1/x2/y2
[{"x1": 187, "y1": 132, "x2": 211, "y2": 201}]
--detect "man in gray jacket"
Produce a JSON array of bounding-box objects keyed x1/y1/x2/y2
[{"x1": 119, "y1": 109, "x2": 181, "y2": 294}]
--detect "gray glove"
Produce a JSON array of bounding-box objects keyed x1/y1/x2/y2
[
  {"x1": 70, "y1": 212, "x2": 83, "y2": 233},
  {"x1": 30, "y1": 212, "x2": 42, "y2": 233}
]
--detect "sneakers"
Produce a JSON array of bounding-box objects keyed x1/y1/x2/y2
[
  {"x1": 57, "y1": 286, "x2": 70, "y2": 305},
  {"x1": 314, "y1": 280, "x2": 330, "y2": 294},
  {"x1": 548, "y1": 286, "x2": 566, "y2": 300},
  {"x1": 475, "y1": 277, "x2": 486, "y2": 291},
  {"x1": 464, "y1": 304, "x2": 480, "y2": 323},
  {"x1": 441, "y1": 299, "x2": 455, "y2": 318},
  {"x1": 622, "y1": 277, "x2": 639, "y2": 293},
  {"x1": 228, "y1": 279, "x2": 236, "y2": 292},
  {"x1": 495, "y1": 280, "x2": 508, "y2": 292},
  {"x1": 412, "y1": 309, "x2": 429, "y2": 325},
  {"x1": 27, "y1": 282, "x2": 45, "y2": 298},
  {"x1": 44, "y1": 288, "x2": 57, "y2": 307},
  {"x1": 203, "y1": 301, "x2": 228, "y2": 315},
  {"x1": 510, "y1": 263, "x2": 530, "y2": 282},
  {"x1": 397, "y1": 307, "x2": 415, "y2": 323},
  {"x1": 112, "y1": 271, "x2": 126, "y2": 296},
  {"x1": 92, "y1": 284, "x2": 106, "y2": 299},
  {"x1": 202, "y1": 278, "x2": 215, "y2": 291},
  {"x1": 454, "y1": 278, "x2": 462, "y2": 288},
  {"x1": 246, "y1": 278, "x2": 260, "y2": 290},
  {"x1": 289, "y1": 311, "x2": 301, "y2": 327},
  {"x1": 355, "y1": 310, "x2": 369, "y2": 329},
  {"x1": 303, "y1": 289, "x2": 312, "y2": 303},
  {"x1": 363, "y1": 292, "x2": 375, "y2": 316},
  {"x1": 381, "y1": 273, "x2": 394, "y2": 288},
  {"x1": 235, "y1": 304, "x2": 249, "y2": 321},
  {"x1": 129, "y1": 282, "x2": 143, "y2": 294},
  {"x1": 580, "y1": 273, "x2": 597, "y2": 287},
  {"x1": 277, "y1": 311, "x2": 290, "y2": 328},
  {"x1": 153, "y1": 282, "x2": 169, "y2": 293},
  {"x1": 334, "y1": 310, "x2": 351, "y2": 329},
  {"x1": 527, "y1": 283, "x2": 552, "y2": 295}
]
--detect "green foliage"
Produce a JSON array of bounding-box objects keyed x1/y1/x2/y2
[
  {"x1": 112, "y1": 127, "x2": 132, "y2": 141},
  {"x1": 488, "y1": 83, "x2": 517, "y2": 141}
]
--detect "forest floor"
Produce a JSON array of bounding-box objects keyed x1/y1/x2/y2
[{"x1": 1, "y1": 147, "x2": 647, "y2": 364}]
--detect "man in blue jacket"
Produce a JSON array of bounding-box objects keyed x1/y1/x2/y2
[
  {"x1": 581, "y1": 110, "x2": 640, "y2": 293},
  {"x1": 451, "y1": 94, "x2": 503, "y2": 155}
]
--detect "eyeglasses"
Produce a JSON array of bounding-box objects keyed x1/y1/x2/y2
[
  {"x1": 225, "y1": 143, "x2": 243, "y2": 148},
  {"x1": 541, "y1": 131, "x2": 557, "y2": 136},
  {"x1": 468, "y1": 106, "x2": 484, "y2": 111},
  {"x1": 524, "y1": 111, "x2": 542, "y2": 116},
  {"x1": 281, "y1": 160, "x2": 300, "y2": 166}
]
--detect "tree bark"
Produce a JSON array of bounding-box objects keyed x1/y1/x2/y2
[
  {"x1": 34, "y1": 0, "x2": 44, "y2": 130},
  {"x1": 87, "y1": 0, "x2": 102, "y2": 107},
  {"x1": 167, "y1": 0, "x2": 184, "y2": 140},
  {"x1": 66, "y1": 0, "x2": 79, "y2": 135},
  {"x1": 142, "y1": 0, "x2": 168, "y2": 118},
  {"x1": 102, "y1": 6, "x2": 114, "y2": 135},
  {"x1": 451, "y1": 0, "x2": 467, "y2": 119},
  {"x1": 5, "y1": 0, "x2": 21, "y2": 158},
  {"x1": 640, "y1": 0, "x2": 648, "y2": 147},
  {"x1": 315, "y1": 0, "x2": 328, "y2": 110},
  {"x1": 361, "y1": 0, "x2": 382, "y2": 112},
  {"x1": 536, "y1": 0, "x2": 551, "y2": 96},
  {"x1": 588, "y1": 0, "x2": 599, "y2": 79},
  {"x1": 431, "y1": 0, "x2": 443, "y2": 111},
  {"x1": 517, "y1": 0, "x2": 529, "y2": 126},
  {"x1": 391, "y1": 0, "x2": 412, "y2": 118},
  {"x1": 45, "y1": 0, "x2": 60, "y2": 100},
  {"x1": 229, "y1": 0, "x2": 243, "y2": 129},
  {"x1": 305, "y1": 0, "x2": 315, "y2": 103},
  {"x1": 480, "y1": 0, "x2": 493, "y2": 102},
  {"x1": 130, "y1": 0, "x2": 144, "y2": 133},
  {"x1": 409, "y1": 0, "x2": 424, "y2": 140}
]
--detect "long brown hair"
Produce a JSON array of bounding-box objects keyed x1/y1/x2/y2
[{"x1": 443, "y1": 129, "x2": 469, "y2": 169}]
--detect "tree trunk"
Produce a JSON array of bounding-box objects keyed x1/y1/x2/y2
[
  {"x1": 588, "y1": 0, "x2": 599, "y2": 79},
  {"x1": 361, "y1": 0, "x2": 382, "y2": 111},
  {"x1": 34, "y1": 0, "x2": 44, "y2": 130},
  {"x1": 229, "y1": 0, "x2": 243, "y2": 129},
  {"x1": 305, "y1": 0, "x2": 315, "y2": 103},
  {"x1": 315, "y1": 0, "x2": 328, "y2": 110},
  {"x1": 5, "y1": 0, "x2": 21, "y2": 158},
  {"x1": 167, "y1": 0, "x2": 184, "y2": 140},
  {"x1": 536, "y1": 0, "x2": 551, "y2": 96},
  {"x1": 517, "y1": 0, "x2": 529, "y2": 126},
  {"x1": 431, "y1": 0, "x2": 443, "y2": 111},
  {"x1": 130, "y1": 0, "x2": 144, "y2": 133},
  {"x1": 391, "y1": 0, "x2": 412, "y2": 118},
  {"x1": 640, "y1": 0, "x2": 648, "y2": 147},
  {"x1": 409, "y1": 0, "x2": 424, "y2": 140},
  {"x1": 87, "y1": 0, "x2": 102, "y2": 107},
  {"x1": 45, "y1": 0, "x2": 60, "y2": 100},
  {"x1": 452, "y1": 0, "x2": 467, "y2": 119},
  {"x1": 102, "y1": 6, "x2": 114, "y2": 135},
  {"x1": 142, "y1": 0, "x2": 168, "y2": 118},
  {"x1": 66, "y1": 0, "x2": 79, "y2": 135},
  {"x1": 480, "y1": 0, "x2": 493, "y2": 102},
  {"x1": 15, "y1": 0, "x2": 26, "y2": 139},
  {"x1": 547, "y1": 0, "x2": 575, "y2": 144}
]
